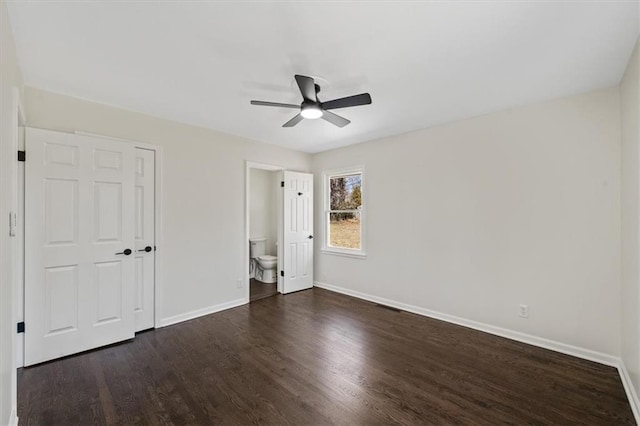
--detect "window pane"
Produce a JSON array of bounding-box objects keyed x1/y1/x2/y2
[
  {"x1": 330, "y1": 174, "x2": 362, "y2": 210},
  {"x1": 329, "y1": 212, "x2": 361, "y2": 249}
]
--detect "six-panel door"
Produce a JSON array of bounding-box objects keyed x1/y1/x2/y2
[
  {"x1": 25, "y1": 128, "x2": 136, "y2": 366},
  {"x1": 283, "y1": 171, "x2": 314, "y2": 294}
]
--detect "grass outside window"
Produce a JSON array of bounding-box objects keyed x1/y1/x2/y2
[{"x1": 324, "y1": 167, "x2": 365, "y2": 256}]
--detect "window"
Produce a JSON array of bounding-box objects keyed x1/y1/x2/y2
[{"x1": 323, "y1": 167, "x2": 365, "y2": 257}]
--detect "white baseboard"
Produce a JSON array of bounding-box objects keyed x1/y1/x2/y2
[
  {"x1": 9, "y1": 407, "x2": 18, "y2": 426},
  {"x1": 618, "y1": 360, "x2": 640, "y2": 424},
  {"x1": 158, "y1": 298, "x2": 247, "y2": 328},
  {"x1": 313, "y1": 281, "x2": 619, "y2": 366}
]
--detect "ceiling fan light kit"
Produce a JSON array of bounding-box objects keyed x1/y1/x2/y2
[
  {"x1": 250, "y1": 74, "x2": 372, "y2": 128},
  {"x1": 300, "y1": 104, "x2": 323, "y2": 119}
]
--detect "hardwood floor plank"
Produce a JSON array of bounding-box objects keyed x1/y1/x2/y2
[{"x1": 19, "y1": 288, "x2": 634, "y2": 425}]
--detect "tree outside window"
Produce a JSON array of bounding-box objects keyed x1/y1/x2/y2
[{"x1": 328, "y1": 172, "x2": 362, "y2": 250}]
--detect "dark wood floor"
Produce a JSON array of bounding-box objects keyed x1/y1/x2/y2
[
  {"x1": 19, "y1": 288, "x2": 634, "y2": 425},
  {"x1": 250, "y1": 278, "x2": 278, "y2": 302}
]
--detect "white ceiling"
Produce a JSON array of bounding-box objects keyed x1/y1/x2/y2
[{"x1": 7, "y1": 1, "x2": 639, "y2": 153}]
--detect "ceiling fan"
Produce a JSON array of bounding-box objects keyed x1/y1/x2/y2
[{"x1": 250, "y1": 74, "x2": 372, "y2": 128}]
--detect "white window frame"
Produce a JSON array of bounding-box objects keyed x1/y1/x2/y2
[{"x1": 321, "y1": 166, "x2": 366, "y2": 259}]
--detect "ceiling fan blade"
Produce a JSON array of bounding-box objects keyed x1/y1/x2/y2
[
  {"x1": 283, "y1": 113, "x2": 304, "y2": 127},
  {"x1": 321, "y1": 93, "x2": 372, "y2": 110},
  {"x1": 251, "y1": 100, "x2": 299, "y2": 109},
  {"x1": 321, "y1": 111, "x2": 350, "y2": 128},
  {"x1": 295, "y1": 75, "x2": 317, "y2": 102}
]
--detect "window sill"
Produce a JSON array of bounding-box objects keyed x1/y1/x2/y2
[{"x1": 320, "y1": 248, "x2": 367, "y2": 259}]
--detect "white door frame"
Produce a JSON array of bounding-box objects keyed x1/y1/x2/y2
[
  {"x1": 245, "y1": 161, "x2": 284, "y2": 302},
  {"x1": 17, "y1": 129, "x2": 164, "y2": 366},
  {"x1": 3, "y1": 85, "x2": 22, "y2": 426},
  {"x1": 15, "y1": 97, "x2": 25, "y2": 389}
]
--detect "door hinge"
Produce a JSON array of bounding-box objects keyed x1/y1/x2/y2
[
  {"x1": 17, "y1": 151, "x2": 25, "y2": 162},
  {"x1": 17, "y1": 322, "x2": 25, "y2": 333},
  {"x1": 280, "y1": 270, "x2": 284, "y2": 277},
  {"x1": 280, "y1": 181, "x2": 284, "y2": 187}
]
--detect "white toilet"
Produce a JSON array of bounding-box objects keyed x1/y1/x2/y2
[{"x1": 249, "y1": 238, "x2": 277, "y2": 284}]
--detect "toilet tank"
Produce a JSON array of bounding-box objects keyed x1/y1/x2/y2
[{"x1": 249, "y1": 238, "x2": 267, "y2": 259}]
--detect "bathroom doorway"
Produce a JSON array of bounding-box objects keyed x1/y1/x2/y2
[{"x1": 245, "y1": 162, "x2": 283, "y2": 302}]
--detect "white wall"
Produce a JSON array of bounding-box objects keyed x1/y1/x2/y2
[
  {"x1": 313, "y1": 87, "x2": 621, "y2": 357},
  {"x1": 249, "y1": 168, "x2": 278, "y2": 256},
  {"x1": 23, "y1": 87, "x2": 311, "y2": 322},
  {"x1": 0, "y1": 0, "x2": 23, "y2": 424},
  {"x1": 1, "y1": 0, "x2": 23, "y2": 103},
  {"x1": 621, "y1": 37, "x2": 640, "y2": 399}
]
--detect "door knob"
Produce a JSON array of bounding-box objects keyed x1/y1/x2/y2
[
  {"x1": 308, "y1": 235, "x2": 313, "y2": 239},
  {"x1": 115, "y1": 249, "x2": 132, "y2": 256},
  {"x1": 137, "y1": 246, "x2": 153, "y2": 253}
]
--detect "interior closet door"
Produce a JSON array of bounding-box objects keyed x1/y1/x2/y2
[
  {"x1": 24, "y1": 128, "x2": 135, "y2": 366},
  {"x1": 133, "y1": 148, "x2": 155, "y2": 332},
  {"x1": 282, "y1": 171, "x2": 314, "y2": 294}
]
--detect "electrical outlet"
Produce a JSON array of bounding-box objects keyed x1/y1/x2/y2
[
  {"x1": 519, "y1": 304, "x2": 529, "y2": 318},
  {"x1": 236, "y1": 279, "x2": 243, "y2": 288}
]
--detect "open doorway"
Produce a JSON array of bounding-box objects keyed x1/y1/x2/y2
[{"x1": 246, "y1": 162, "x2": 283, "y2": 302}]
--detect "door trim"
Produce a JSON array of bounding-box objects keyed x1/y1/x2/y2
[
  {"x1": 3, "y1": 85, "x2": 21, "y2": 423},
  {"x1": 245, "y1": 161, "x2": 284, "y2": 302}
]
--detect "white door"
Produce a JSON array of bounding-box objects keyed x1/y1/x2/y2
[
  {"x1": 282, "y1": 171, "x2": 313, "y2": 294},
  {"x1": 25, "y1": 128, "x2": 135, "y2": 366},
  {"x1": 134, "y1": 148, "x2": 155, "y2": 332}
]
